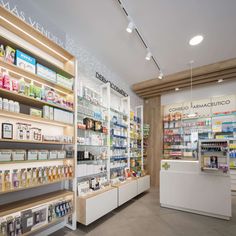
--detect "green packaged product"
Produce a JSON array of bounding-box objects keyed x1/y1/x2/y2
[
  {"x1": 29, "y1": 82, "x2": 34, "y2": 97},
  {"x1": 24, "y1": 83, "x2": 30, "y2": 96},
  {"x1": 34, "y1": 86, "x2": 42, "y2": 100}
]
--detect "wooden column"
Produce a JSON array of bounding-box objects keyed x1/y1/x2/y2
[{"x1": 144, "y1": 96, "x2": 162, "y2": 187}]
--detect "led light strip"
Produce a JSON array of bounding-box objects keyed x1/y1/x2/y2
[{"x1": 0, "y1": 15, "x2": 72, "y2": 62}]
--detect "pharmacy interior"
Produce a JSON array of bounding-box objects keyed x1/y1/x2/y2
[{"x1": 0, "y1": 5, "x2": 150, "y2": 235}]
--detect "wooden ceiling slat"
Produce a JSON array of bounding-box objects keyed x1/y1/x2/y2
[
  {"x1": 135, "y1": 67, "x2": 236, "y2": 93},
  {"x1": 132, "y1": 58, "x2": 236, "y2": 98},
  {"x1": 142, "y1": 76, "x2": 236, "y2": 99},
  {"x1": 138, "y1": 71, "x2": 236, "y2": 96}
]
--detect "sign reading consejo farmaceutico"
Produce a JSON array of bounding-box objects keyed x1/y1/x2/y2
[
  {"x1": 95, "y1": 72, "x2": 128, "y2": 97},
  {"x1": 164, "y1": 95, "x2": 236, "y2": 116}
]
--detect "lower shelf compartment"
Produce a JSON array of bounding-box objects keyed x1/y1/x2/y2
[
  {"x1": 76, "y1": 175, "x2": 150, "y2": 225},
  {"x1": 77, "y1": 187, "x2": 118, "y2": 225},
  {"x1": 0, "y1": 190, "x2": 73, "y2": 217}
]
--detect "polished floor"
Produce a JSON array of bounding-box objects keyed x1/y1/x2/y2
[{"x1": 51, "y1": 188, "x2": 236, "y2": 236}]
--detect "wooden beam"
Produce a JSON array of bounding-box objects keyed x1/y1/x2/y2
[
  {"x1": 143, "y1": 97, "x2": 162, "y2": 187},
  {"x1": 132, "y1": 58, "x2": 236, "y2": 95},
  {"x1": 143, "y1": 77, "x2": 236, "y2": 99},
  {"x1": 136, "y1": 67, "x2": 236, "y2": 94},
  {"x1": 139, "y1": 73, "x2": 236, "y2": 97}
]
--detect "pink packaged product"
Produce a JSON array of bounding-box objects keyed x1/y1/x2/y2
[
  {"x1": 3, "y1": 74, "x2": 10, "y2": 90},
  {"x1": 11, "y1": 79, "x2": 19, "y2": 92}
]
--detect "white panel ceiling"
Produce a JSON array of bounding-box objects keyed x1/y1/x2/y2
[{"x1": 30, "y1": 0, "x2": 236, "y2": 85}]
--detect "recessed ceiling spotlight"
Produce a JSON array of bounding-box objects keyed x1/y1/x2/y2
[
  {"x1": 126, "y1": 21, "x2": 135, "y2": 33},
  {"x1": 189, "y1": 35, "x2": 204, "y2": 46},
  {"x1": 175, "y1": 87, "x2": 180, "y2": 91},
  {"x1": 145, "y1": 51, "x2": 152, "y2": 61},
  {"x1": 158, "y1": 71, "x2": 163, "y2": 79},
  {"x1": 218, "y1": 79, "x2": 224, "y2": 83}
]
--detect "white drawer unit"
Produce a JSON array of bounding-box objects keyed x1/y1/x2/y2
[
  {"x1": 114, "y1": 179, "x2": 138, "y2": 206},
  {"x1": 77, "y1": 187, "x2": 118, "y2": 225},
  {"x1": 230, "y1": 169, "x2": 236, "y2": 191},
  {"x1": 137, "y1": 175, "x2": 150, "y2": 194}
]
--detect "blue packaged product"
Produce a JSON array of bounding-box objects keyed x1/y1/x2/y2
[{"x1": 16, "y1": 50, "x2": 36, "y2": 73}]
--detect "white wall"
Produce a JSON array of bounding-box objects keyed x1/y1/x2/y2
[
  {"x1": 161, "y1": 80, "x2": 236, "y2": 105},
  {"x1": 66, "y1": 35, "x2": 143, "y2": 110}
]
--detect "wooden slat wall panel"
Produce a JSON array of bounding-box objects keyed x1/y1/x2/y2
[{"x1": 143, "y1": 97, "x2": 162, "y2": 187}]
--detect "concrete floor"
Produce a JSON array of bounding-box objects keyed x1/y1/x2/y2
[{"x1": 51, "y1": 188, "x2": 236, "y2": 236}]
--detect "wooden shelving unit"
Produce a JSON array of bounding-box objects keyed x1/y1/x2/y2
[
  {"x1": 0, "y1": 5, "x2": 77, "y2": 233},
  {"x1": 0, "y1": 190, "x2": 73, "y2": 217},
  {"x1": 0, "y1": 87, "x2": 74, "y2": 112},
  {"x1": 0, "y1": 158, "x2": 72, "y2": 165},
  {"x1": 0, "y1": 109, "x2": 73, "y2": 127},
  {"x1": 0, "y1": 139, "x2": 73, "y2": 145},
  {"x1": 0, "y1": 60, "x2": 73, "y2": 94},
  {"x1": 0, "y1": 178, "x2": 74, "y2": 195}
]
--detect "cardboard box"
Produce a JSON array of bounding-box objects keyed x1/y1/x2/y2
[
  {"x1": 16, "y1": 50, "x2": 36, "y2": 73},
  {"x1": 27, "y1": 150, "x2": 38, "y2": 160},
  {"x1": 38, "y1": 150, "x2": 48, "y2": 160},
  {"x1": 36, "y1": 63, "x2": 56, "y2": 83},
  {"x1": 5, "y1": 46, "x2": 15, "y2": 64},
  {"x1": 12, "y1": 150, "x2": 26, "y2": 161},
  {"x1": 56, "y1": 74, "x2": 73, "y2": 89},
  {"x1": 0, "y1": 150, "x2": 11, "y2": 161},
  {"x1": 49, "y1": 151, "x2": 58, "y2": 160}
]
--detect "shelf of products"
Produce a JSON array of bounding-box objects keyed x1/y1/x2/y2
[
  {"x1": 110, "y1": 105, "x2": 129, "y2": 183},
  {"x1": 0, "y1": 7, "x2": 77, "y2": 233},
  {"x1": 163, "y1": 111, "x2": 236, "y2": 159},
  {"x1": 130, "y1": 109, "x2": 143, "y2": 176},
  {"x1": 199, "y1": 140, "x2": 229, "y2": 173},
  {"x1": 0, "y1": 190, "x2": 73, "y2": 235}
]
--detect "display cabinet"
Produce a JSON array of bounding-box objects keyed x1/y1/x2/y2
[
  {"x1": 110, "y1": 93, "x2": 130, "y2": 184},
  {"x1": 199, "y1": 140, "x2": 229, "y2": 174},
  {"x1": 163, "y1": 111, "x2": 236, "y2": 160},
  {"x1": 130, "y1": 105, "x2": 143, "y2": 176}
]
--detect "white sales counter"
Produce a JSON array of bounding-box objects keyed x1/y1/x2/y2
[{"x1": 160, "y1": 160, "x2": 232, "y2": 220}]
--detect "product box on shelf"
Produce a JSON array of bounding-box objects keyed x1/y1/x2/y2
[
  {"x1": 36, "y1": 63, "x2": 57, "y2": 83},
  {"x1": 16, "y1": 50, "x2": 36, "y2": 73},
  {"x1": 57, "y1": 74, "x2": 73, "y2": 89},
  {"x1": 38, "y1": 150, "x2": 48, "y2": 160},
  {"x1": 12, "y1": 150, "x2": 26, "y2": 161},
  {"x1": 58, "y1": 151, "x2": 66, "y2": 159},
  {"x1": 0, "y1": 150, "x2": 12, "y2": 161},
  {"x1": 0, "y1": 44, "x2": 5, "y2": 61},
  {"x1": 49, "y1": 151, "x2": 58, "y2": 160},
  {"x1": 5, "y1": 46, "x2": 15, "y2": 64},
  {"x1": 30, "y1": 108, "x2": 42, "y2": 118},
  {"x1": 27, "y1": 150, "x2": 38, "y2": 160}
]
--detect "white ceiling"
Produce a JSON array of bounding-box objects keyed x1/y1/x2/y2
[{"x1": 30, "y1": 0, "x2": 236, "y2": 85}]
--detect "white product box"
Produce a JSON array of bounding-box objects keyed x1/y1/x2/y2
[
  {"x1": 12, "y1": 150, "x2": 26, "y2": 161},
  {"x1": 16, "y1": 50, "x2": 36, "y2": 73},
  {"x1": 49, "y1": 151, "x2": 58, "y2": 159},
  {"x1": 36, "y1": 63, "x2": 56, "y2": 83},
  {"x1": 49, "y1": 107, "x2": 54, "y2": 120},
  {"x1": 0, "y1": 150, "x2": 11, "y2": 161},
  {"x1": 56, "y1": 74, "x2": 73, "y2": 89},
  {"x1": 38, "y1": 150, "x2": 48, "y2": 160},
  {"x1": 53, "y1": 108, "x2": 73, "y2": 125},
  {"x1": 27, "y1": 150, "x2": 38, "y2": 160},
  {"x1": 43, "y1": 106, "x2": 50, "y2": 119},
  {"x1": 58, "y1": 151, "x2": 66, "y2": 159}
]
